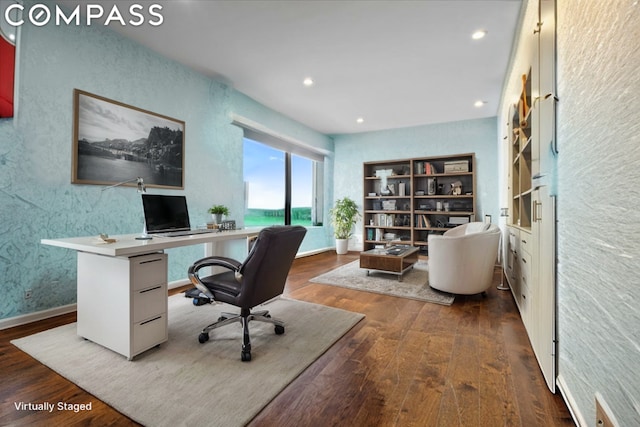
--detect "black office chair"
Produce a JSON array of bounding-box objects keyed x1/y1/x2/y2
[{"x1": 187, "y1": 225, "x2": 306, "y2": 361}]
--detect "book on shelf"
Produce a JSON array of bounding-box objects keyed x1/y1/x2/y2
[
  {"x1": 376, "y1": 213, "x2": 396, "y2": 227},
  {"x1": 415, "y1": 162, "x2": 436, "y2": 175},
  {"x1": 414, "y1": 214, "x2": 431, "y2": 228}
]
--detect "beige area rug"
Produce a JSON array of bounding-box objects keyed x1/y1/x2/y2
[
  {"x1": 310, "y1": 260, "x2": 455, "y2": 305},
  {"x1": 12, "y1": 296, "x2": 364, "y2": 427}
]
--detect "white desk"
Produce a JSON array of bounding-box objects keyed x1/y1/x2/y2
[{"x1": 41, "y1": 229, "x2": 260, "y2": 360}]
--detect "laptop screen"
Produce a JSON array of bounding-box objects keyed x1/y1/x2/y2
[{"x1": 142, "y1": 194, "x2": 191, "y2": 234}]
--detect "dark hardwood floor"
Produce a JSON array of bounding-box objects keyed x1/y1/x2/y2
[{"x1": 0, "y1": 251, "x2": 573, "y2": 426}]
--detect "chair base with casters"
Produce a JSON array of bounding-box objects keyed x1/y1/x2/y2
[
  {"x1": 187, "y1": 225, "x2": 307, "y2": 361},
  {"x1": 197, "y1": 307, "x2": 285, "y2": 362}
]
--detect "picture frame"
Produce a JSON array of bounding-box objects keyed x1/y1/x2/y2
[{"x1": 72, "y1": 89, "x2": 185, "y2": 189}]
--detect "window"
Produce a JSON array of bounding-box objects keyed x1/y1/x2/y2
[{"x1": 243, "y1": 137, "x2": 323, "y2": 227}]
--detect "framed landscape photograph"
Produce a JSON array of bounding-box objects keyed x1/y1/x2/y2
[{"x1": 72, "y1": 89, "x2": 185, "y2": 189}]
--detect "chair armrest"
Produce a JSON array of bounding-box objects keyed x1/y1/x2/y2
[
  {"x1": 189, "y1": 256, "x2": 242, "y2": 275},
  {"x1": 188, "y1": 256, "x2": 243, "y2": 300}
]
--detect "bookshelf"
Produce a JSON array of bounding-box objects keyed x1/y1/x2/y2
[
  {"x1": 363, "y1": 153, "x2": 476, "y2": 253},
  {"x1": 510, "y1": 68, "x2": 533, "y2": 230}
]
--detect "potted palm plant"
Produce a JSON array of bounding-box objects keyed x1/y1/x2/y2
[
  {"x1": 329, "y1": 197, "x2": 361, "y2": 254},
  {"x1": 208, "y1": 204, "x2": 229, "y2": 224}
]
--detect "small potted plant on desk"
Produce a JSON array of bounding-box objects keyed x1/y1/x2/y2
[
  {"x1": 208, "y1": 204, "x2": 229, "y2": 224},
  {"x1": 329, "y1": 197, "x2": 360, "y2": 255}
]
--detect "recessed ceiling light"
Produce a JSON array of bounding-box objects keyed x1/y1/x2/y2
[
  {"x1": 472, "y1": 30, "x2": 487, "y2": 40},
  {"x1": 474, "y1": 100, "x2": 486, "y2": 108},
  {"x1": 303, "y1": 77, "x2": 314, "y2": 87},
  {"x1": 356, "y1": 117, "x2": 364, "y2": 124}
]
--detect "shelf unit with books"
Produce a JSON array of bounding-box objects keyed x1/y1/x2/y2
[
  {"x1": 363, "y1": 159, "x2": 413, "y2": 249},
  {"x1": 362, "y1": 153, "x2": 476, "y2": 253}
]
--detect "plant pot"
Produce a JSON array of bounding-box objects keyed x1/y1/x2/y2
[
  {"x1": 211, "y1": 213, "x2": 223, "y2": 224},
  {"x1": 335, "y1": 239, "x2": 349, "y2": 255}
]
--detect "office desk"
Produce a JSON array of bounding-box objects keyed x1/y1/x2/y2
[{"x1": 41, "y1": 229, "x2": 260, "y2": 360}]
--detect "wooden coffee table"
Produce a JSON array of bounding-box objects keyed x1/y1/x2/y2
[{"x1": 359, "y1": 246, "x2": 419, "y2": 281}]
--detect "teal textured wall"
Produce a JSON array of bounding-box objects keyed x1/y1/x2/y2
[
  {"x1": 0, "y1": 4, "x2": 496, "y2": 323},
  {"x1": 332, "y1": 117, "x2": 499, "y2": 247},
  {"x1": 0, "y1": 13, "x2": 331, "y2": 320}
]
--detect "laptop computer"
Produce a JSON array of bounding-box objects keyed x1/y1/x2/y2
[{"x1": 141, "y1": 194, "x2": 216, "y2": 237}]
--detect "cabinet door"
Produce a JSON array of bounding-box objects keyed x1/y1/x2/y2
[{"x1": 532, "y1": 186, "x2": 556, "y2": 392}]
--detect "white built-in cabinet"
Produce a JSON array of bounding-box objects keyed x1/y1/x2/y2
[
  {"x1": 77, "y1": 251, "x2": 169, "y2": 360},
  {"x1": 505, "y1": 0, "x2": 557, "y2": 392}
]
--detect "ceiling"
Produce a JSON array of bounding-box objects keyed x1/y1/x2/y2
[{"x1": 57, "y1": 0, "x2": 522, "y2": 135}]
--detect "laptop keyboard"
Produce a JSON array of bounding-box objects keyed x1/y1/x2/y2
[{"x1": 157, "y1": 229, "x2": 217, "y2": 238}]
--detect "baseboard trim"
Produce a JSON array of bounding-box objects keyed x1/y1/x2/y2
[
  {"x1": 0, "y1": 303, "x2": 77, "y2": 331},
  {"x1": 297, "y1": 247, "x2": 334, "y2": 258},
  {"x1": 556, "y1": 374, "x2": 586, "y2": 427},
  {"x1": 168, "y1": 278, "x2": 192, "y2": 290}
]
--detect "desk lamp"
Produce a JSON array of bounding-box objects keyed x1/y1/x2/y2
[{"x1": 102, "y1": 177, "x2": 152, "y2": 240}]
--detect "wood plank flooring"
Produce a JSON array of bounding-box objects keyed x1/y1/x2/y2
[{"x1": 0, "y1": 251, "x2": 574, "y2": 426}]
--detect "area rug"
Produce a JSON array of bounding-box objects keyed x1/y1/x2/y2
[
  {"x1": 310, "y1": 260, "x2": 454, "y2": 305},
  {"x1": 11, "y1": 296, "x2": 364, "y2": 427}
]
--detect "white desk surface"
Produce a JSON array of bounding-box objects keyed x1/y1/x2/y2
[{"x1": 41, "y1": 228, "x2": 261, "y2": 258}]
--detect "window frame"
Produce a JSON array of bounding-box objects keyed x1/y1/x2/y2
[{"x1": 241, "y1": 132, "x2": 324, "y2": 227}]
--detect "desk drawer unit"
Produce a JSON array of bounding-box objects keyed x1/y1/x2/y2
[{"x1": 77, "y1": 252, "x2": 168, "y2": 360}]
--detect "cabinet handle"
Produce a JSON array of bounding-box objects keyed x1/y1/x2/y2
[
  {"x1": 140, "y1": 258, "x2": 164, "y2": 265},
  {"x1": 521, "y1": 239, "x2": 527, "y2": 244},
  {"x1": 533, "y1": 201, "x2": 542, "y2": 222},
  {"x1": 140, "y1": 285, "x2": 162, "y2": 294},
  {"x1": 522, "y1": 257, "x2": 527, "y2": 263},
  {"x1": 140, "y1": 316, "x2": 162, "y2": 326}
]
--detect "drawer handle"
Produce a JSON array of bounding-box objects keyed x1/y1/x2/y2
[
  {"x1": 140, "y1": 258, "x2": 164, "y2": 265},
  {"x1": 521, "y1": 239, "x2": 527, "y2": 244},
  {"x1": 140, "y1": 316, "x2": 162, "y2": 326},
  {"x1": 140, "y1": 285, "x2": 162, "y2": 294}
]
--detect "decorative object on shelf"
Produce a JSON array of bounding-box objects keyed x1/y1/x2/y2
[
  {"x1": 427, "y1": 178, "x2": 437, "y2": 195},
  {"x1": 519, "y1": 73, "x2": 529, "y2": 126},
  {"x1": 72, "y1": 89, "x2": 185, "y2": 189},
  {"x1": 375, "y1": 169, "x2": 393, "y2": 195},
  {"x1": 450, "y1": 180, "x2": 463, "y2": 195},
  {"x1": 219, "y1": 220, "x2": 236, "y2": 231},
  {"x1": 329, "y1": 197, "x2": 361, "y2": 255},
  {"x1": 208, "y1": 204, "x2": 229, "y2": 224},
  {"x1": 382, "y1": 200, "x2": 397, "y2": 210},
  {"x1": 444, "y1": 160, "x2": 469, "y2": 173}
]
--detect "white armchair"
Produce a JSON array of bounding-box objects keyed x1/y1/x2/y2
[{"x1": 428, "y1": 222, "x2": 500, "y2": 295}]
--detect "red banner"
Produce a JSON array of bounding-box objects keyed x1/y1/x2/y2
[{"x1": 0, "y1": 35, "x2": 15, "y2": 118}]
